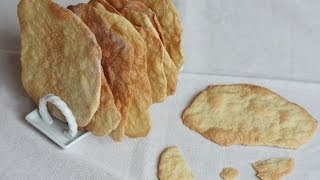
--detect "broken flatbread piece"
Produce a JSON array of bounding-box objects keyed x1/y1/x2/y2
[
  {"x1": 183, "y1": 84, "x2": 318, "y2": 149},
  {"x1": 220, "y1": 167, "x2": 239, "y2": 180},
  {"x1": 18, "y1": 0, "x2": 102, "y2": 127},
  {"x1": 252, "y1": 158, "x2": 295, "y2": 180},
  {"x1": 69, "y1": 3, "x2": 132, "y2": 136},
  {"x1": 158, "y1": 146, "x2": 194, "y2": 180}
]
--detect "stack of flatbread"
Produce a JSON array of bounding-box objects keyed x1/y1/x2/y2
[{"x1": 18, "y1": 0, "x2": 183, "y2": 141}]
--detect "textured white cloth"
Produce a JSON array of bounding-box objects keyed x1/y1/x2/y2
[{"x1": 1, "y1": 0, "x2": 319, "y2": 179}]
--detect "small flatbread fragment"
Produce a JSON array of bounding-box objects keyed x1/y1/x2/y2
[
  {"x1": 134, "y1": 0, "x2": 184, "y2": 70},
  {"x1": 252, "y1": 158, "x2": 295, "y2": 180},
  {"x1": 69, "y1": 3, "x2": 127, "y2": 136},
  {"x1": 18, "y1": 0, "x2": 102, "y2": 127},
  {"x1": 158, "y1": 146, "x2": 194, "y2": 180},
  {"x1": 220, "y1": 167, "x2": 239, "y2": 180},
  {"x1": 92, "y1": 2, "x2": 152, "y2": 140},
  {"x1": 120, "y1": 8, "x2": 178, "y2": 96},
  {"x1": 183, "y1": 84, "x2": 318, "y2": 149}
]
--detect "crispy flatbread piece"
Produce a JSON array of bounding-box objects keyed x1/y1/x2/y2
[
  {"x1": 120, "y1": 9, "x2": 166, "y2": 103},
  {"x1": 183, "y1": 84, "x2": 318, "y2": 149},
  {"x1": 133, "y1": 0, "x2": 184, "y2": 70},
  {"x1": 252, "y1": 158, "x2": 295, "y2": 180},
  {"x1": 158, "y1": 146, "x2": 194, "y2": 180},
  {"x1": 121, "y1": 8, "x2": 158, "y2": 37},
  {"x1": 136, "y1": 27, "x2": 167, "y2": 103},
  {"x1": 162, "y1": 48, "x2": 178, "y2": 96},
  {"x1": 220, "y1": 167, "x2": 239, "y2": 180},
  {"x1": 18, "y1": 0, "x2": 102, "y2": 127},
  {"x1": 92, "y1": 2, "x2": 152, "y2": 140},
  {"x1": 69, "y1": 3, "x2": 128, "y2": 136},
  {"x1": 120, "y1": 8, "x2": 178, "y2": 96},
  {"x1": 89, "y1": 0, "x2": 121, "y2": 14},
  {"x1": 85, "y1": 72, "x2": 121, "y2": 136},
  {"x1": 104, "y1": 0, "x2": 165, "y2": 43}
]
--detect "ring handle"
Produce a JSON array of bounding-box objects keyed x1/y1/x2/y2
[{"x1": 39, "y1": 94, "x2": 77, "y2": 138}]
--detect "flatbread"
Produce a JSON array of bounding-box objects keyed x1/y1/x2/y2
[
  {"x1": 92, "y1": 2, "x2": 152, "y2": 140},
  {"x1": 163, "y1": 49, "x2": 178, "y2": 96},
  {"x1": 120, "y1": 8, "x2": 178, "y2": 96},
  {"x1": 252, "y1": 158, "x2": 295, "y2": 180},
  {"x1": 85, "y1": 71, "x2": 121, "y2": 136},
  {"x1": 134, "y1": 0, "x2": 184, "y2": 71},
  {"x1": 220, "y1": 167, "x2": 239, "y2": 180},
  {"x1": 18, "y1": 0, "x2": 102, "y2": 127},
  {"x1": 119, "y1": 9, "x2": 166, "y2": 103},
  {"x1": 103, "y1": 0, "x2": 165, "y2": 43},
  {"x1": 158, "y1": 146, "x2": 194, "y2": 180},
  {"x1": 68, "y1": 3, "x2": 128, "y2": 136},
  {"x1": 135, "y1": 27, "x2": 166, "y2": 103},
  {"x1": 89, "y1": 0, "x2": 121, "y2": 14},
  {"x1": 183, "y1": 84, "x2": 318, "y2": 149},
  {"x1": 121, "y1": 8, "x2": 158, "y2": 37}
]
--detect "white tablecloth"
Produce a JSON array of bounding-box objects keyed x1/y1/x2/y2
[{"x1": 0, "y1": 0, "x2": 319, "y2": 179}]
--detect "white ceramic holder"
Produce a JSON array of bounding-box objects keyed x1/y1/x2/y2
[{"x1": 25, "y1": 94, "x2": 89, "y2": 149}]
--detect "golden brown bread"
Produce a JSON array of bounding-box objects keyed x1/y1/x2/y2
[
  {"x1": 92, "y1": 2, "x2": 152, "y2": 140},
  {"x1": 158, "y1": 146, "x2": 194, "y2": 180},
  {"x1": 183, "y1": 84, "x2": 318, "y2": 149},
  {"x1": 220, "y1": 167, "x2": 239, "y2": 180},
  {"x1": 85, "y1": 71, "x2": 121, "y2": 136},
  {"x1": 104, "y1": 0, "x2": 165, "y2": 44},
  {"x1": 89, "y1": 0, "x2": 121, "y2": 14},
  {"x1": 117, "y1": 6, "x2": 178, "y2": 96},
  {"x1": 68, "y1": 3, "x2": 125, "y2": 136},
  {"x1": 119, "y1": 8, "x2": 167, "y2": 103},
  {"x1": 252, "y1": 158, "x2": 295, "y2": 180},
  {"x1": 133, "y1": 0, "x2": 184, "y2": 71},
  {"x1": 18, "y1": 0, "x2": 102, "y2": 127}
]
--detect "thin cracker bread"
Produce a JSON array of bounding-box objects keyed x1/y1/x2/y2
[
  {"x1": 92, "y1": 2, "x2": 152, "y2": 140},
  {"x1": 220, "y1": 167, "x2": 239, "y2": 180},
  {"x1": 103, "y1": 0, "x2": 165, "y2": 43},
  {"x1": 183, "y1": 84, "x2": 318, "y2": 149},
  {"x1": 89, "y1": 0, "x2": 121, "y2": 14},
  {"x1": 120, "y1": 8, "x2": 178, "y2": 96},
  {"x1": 18, "y1": 0, "x2": 102, "y2": 127},
  {"x1": 162, "y1": 48, "x2": 178, "y2": 95},
  {"x1": 68, "y1": 3, "x2": 125, "y2": 136},
  {"x1": 134, "y1": 0, "x2": 184, "y2": 70},
  {"x1": 135, "y1": 27, "x2": 167, "y2": 103},
  {"x1": 120, "y1": 9, "x2": 167, "y2": 103},
  {"x1": 121, "y1": 8, "x2": 158, "y2": 38},
  {"x1": 252, "y1": 158, "x2": 295, "y2": 180},
  {"x1": 158, "y1": 146, "x2": 194, "y2": 180},
  {"x1": 85, "y1": 71, "x2": 121, "y2": 136}
]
